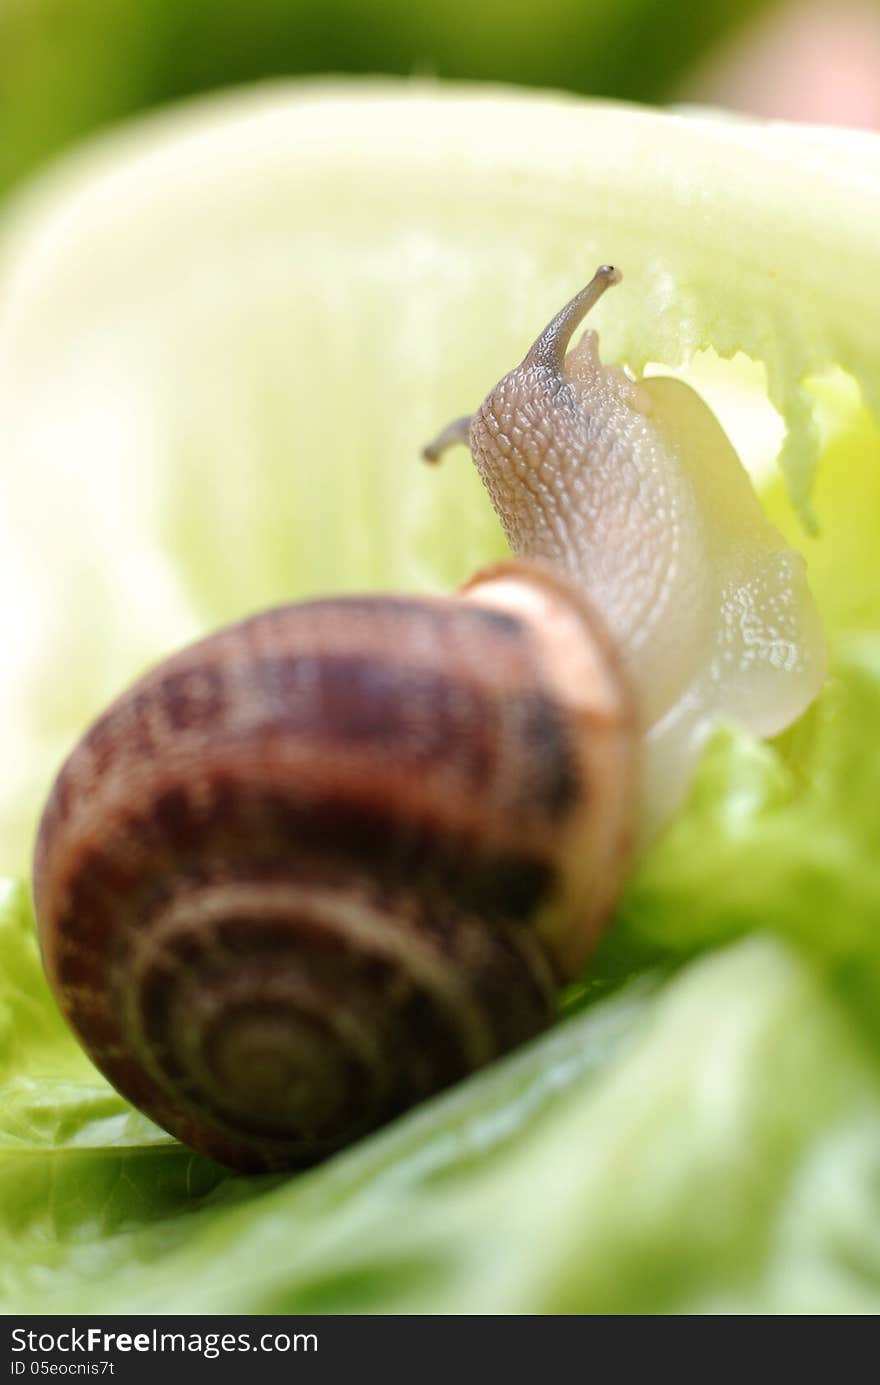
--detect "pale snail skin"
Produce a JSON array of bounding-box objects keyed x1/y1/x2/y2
[
  {"x1": 424, "y1": 265, "x2": 826, "y2": 839},
  {"x1": 32, "y1": 265, "x2": 824, "y2": 1174}
]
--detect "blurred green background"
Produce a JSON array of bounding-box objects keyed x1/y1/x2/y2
[
  {"x1": 5, "y1": 0, "x2": 880, "y2": 203},
  {"x1": 3, "y1": 0, "x2": 880, "y2": 1318}
]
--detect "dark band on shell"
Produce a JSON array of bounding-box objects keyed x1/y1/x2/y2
[{"x1": 33, "y1": 574, "x2": 636, "y2": 1171}]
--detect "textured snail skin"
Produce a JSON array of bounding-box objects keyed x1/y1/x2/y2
[
  {"x1": 426, "y1": 267, "x2": 827, "y2": 839},
  {"x1": 32, "y1": 561, "x2": 636, "y2": 1172}
]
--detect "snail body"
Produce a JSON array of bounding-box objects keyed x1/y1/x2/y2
[
  {"x1": 33, "y1": 562, "x2": 636, "y2": 1171},
  {"x1": 425, "y1": 266, "x2": 826, "y2": 835},
  {"x1": 33, "y1": 267, "x2": 824, "y2": 1170}
]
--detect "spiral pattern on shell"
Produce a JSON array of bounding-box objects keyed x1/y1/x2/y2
[{"x1": 32, "y1": 566, "x2": 636, "y2": 1171}]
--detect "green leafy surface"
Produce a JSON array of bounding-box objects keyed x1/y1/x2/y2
[
  {"x1": 1, "y1": 84, "x2": 880, "y2": 1313},
  {"x1": 2, "y1": 84, "x2": 880, "y2": 871}
]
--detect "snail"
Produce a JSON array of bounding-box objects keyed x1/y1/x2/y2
[{"x1": 32, "y1": 267, "x2": 825, "y2": 1173}]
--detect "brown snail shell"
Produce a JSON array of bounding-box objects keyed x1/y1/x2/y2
[
  {"x1": 31, "y1": 263, "x2": 825, "y2": 1172},
  {"x1": 32, "y1": 559, "x2": 637, "y2": 1172}
]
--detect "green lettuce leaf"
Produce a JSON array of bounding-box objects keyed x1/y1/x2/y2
[
  {"x1": 615, "y1": 638, "x2": 880, "y2": 1016},
  {"x1": 4, "y1": 859, "x2": 880, "y2": 1312},
  {"x1": 1, "y1": 83, "x2": 879, "y2": 873},
  {"x1": 1, "y1": 83, "x2": 880, "y2": 1314}
]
